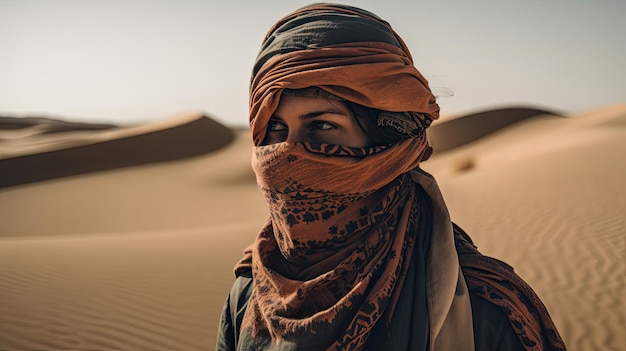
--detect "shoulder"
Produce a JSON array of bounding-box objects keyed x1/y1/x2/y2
[
  {"x1": 470, "y1": 291, "x2": 525, "y2": 351},
  {"x1": 226, "y1": 273, "x2": 253, "y2": 328},
  {"x1": 230, "y1": 274, "x2": 254, "y2": 312},
  {"x1": 216, "y1": 275, "x2": 253, "y2": 351}
]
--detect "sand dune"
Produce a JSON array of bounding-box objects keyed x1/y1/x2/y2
[
  {"x1": 1, "y1": 105, "x2": 624, "y2": 350},
  {"x1": 0, "y1": 115, "x2": 117, "y2": 134},
  {"x1": 0, "y1": 112, "x2": 233, "y2": 188},
  {"x1": 427, "y1": 106, "x2": 563, "y2": 153}
]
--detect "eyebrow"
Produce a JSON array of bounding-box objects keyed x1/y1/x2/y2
[
  {"x1": 300, "y1": 110, "x2": 346, "y2": 120},
  {"x1": 271, "y1": 108, "x2": 350, "y2": 121}
]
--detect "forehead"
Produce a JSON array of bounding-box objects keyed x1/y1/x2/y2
[{"x1": 273, "y1": 95, "x2": 350, "y2": 119}]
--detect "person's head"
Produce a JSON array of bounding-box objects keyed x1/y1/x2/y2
[{"x1": 250, "y1": 3, "x2": 438, "y2": 160}]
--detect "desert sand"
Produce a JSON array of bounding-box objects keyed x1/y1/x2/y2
[{"x1": 0, "y1": 105, "x2": 624, "y2": 350}]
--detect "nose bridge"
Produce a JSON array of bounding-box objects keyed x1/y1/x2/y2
[{"x1": 286, "y1": 125, "x2": 305, "y2": 143}]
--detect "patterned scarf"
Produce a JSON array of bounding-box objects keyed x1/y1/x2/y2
[
  {"x1": 454, "y1": 225, "x2": 567, "y2": 351},
  {"x1": 234, "y1": 3, "x2": 566, "y2": 351},
  {"x1": 237, "y1": 142, "x2": 475, "y2": 351},
  {"x1": 242, "y1": 141, "x2": 437, "y2": 350},
  {"x1": 234, "y1": 4, "x2": 475, "y2": 350}
]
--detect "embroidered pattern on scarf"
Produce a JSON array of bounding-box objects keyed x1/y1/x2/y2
[
  {"x1": 238, "y1": 3, "x2": 442, "y2": 349},
  {"x1": 241, "y1": 140, "x2": 428, "y2": 350},
  {"x1": 231, "y1": 3, "x2": 568, "y2": 350}
]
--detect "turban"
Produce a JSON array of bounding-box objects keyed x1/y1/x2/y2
[{"x1": 249, "y1": 3, "x2": 439, "y2": 146}]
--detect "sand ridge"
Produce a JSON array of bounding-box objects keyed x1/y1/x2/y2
[{"x1": 0, "y1": 112, "x2": 233, "y2": 188}]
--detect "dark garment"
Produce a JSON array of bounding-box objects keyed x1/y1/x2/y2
[
  {"x1": 217, "y1": 272, "x2": 252, "y2": 351},
  {"x1": 217, "y1": 274, "x2": 524, "y2": 351}
]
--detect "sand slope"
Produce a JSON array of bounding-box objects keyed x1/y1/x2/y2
[
  {"x1": 0, "y1": 112, "x2": 233, "y2": 188},
  {"x1": 0, "y1": 125, "x2": 265, "y2": 350},
  {"x1": 1, "y1": 106, "x2": 624, "y2": 350}
]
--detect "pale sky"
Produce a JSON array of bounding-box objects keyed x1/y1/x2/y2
[{"x1": 1, "y1": 0, "x2": 624, "y2": 126}]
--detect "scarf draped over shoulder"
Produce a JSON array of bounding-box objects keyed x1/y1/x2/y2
[
  {"x1": 234, "y1": 3, "x2": 566, "y2": 351},
  {"x1": 238, "y1": 4, "x2": 471, "y2": 350}
]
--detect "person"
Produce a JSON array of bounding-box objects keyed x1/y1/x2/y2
[{"x1": 217, "y1": 3, "x2": 566, "y2": 351}]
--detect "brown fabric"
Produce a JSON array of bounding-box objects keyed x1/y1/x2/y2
[
  {"x1": 236, "y1": 155, "x2": 476, "y2": 350},
  {"x1": 239, "y1": 140, "x2": 431, "y2": 350},
  {"x1": 235, "y1": 3, "x2": 471, "y2": 351},
  {"x1": 454, "y1": 225, "x2": 567, "y2": 351},
  {"x1": 249, "y1": 3, "x2": 439, "y2": 146},
  {"x1": 233, "y1": 3, "x2": 565, "y2": 351}
]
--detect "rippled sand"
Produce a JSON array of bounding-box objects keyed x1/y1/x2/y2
[{"x1": 1, "y1": 105, "x2": 624, "y2": 350}]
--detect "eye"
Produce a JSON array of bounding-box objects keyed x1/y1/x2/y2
[
  {"x1": 311, "y1": 121, "x2": 336, "y2": 131},
  {"x1": 268, "y1": 120, "x2": 287, "y2": 132}
]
